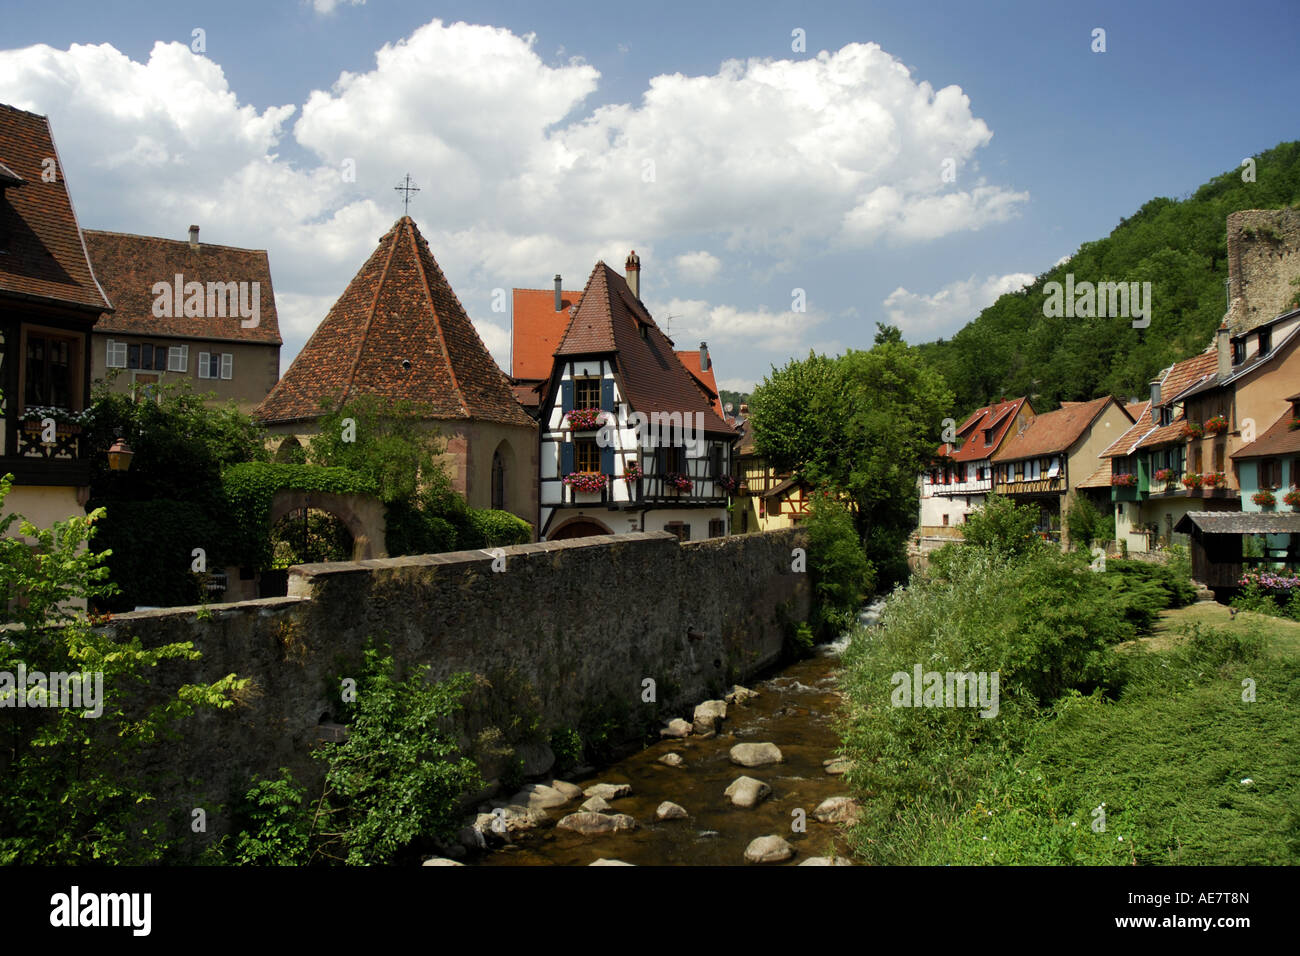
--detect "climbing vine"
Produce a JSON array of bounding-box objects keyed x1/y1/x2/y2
[{"x1": 221, "y1": 463, "x2": 379, "y2": 569}]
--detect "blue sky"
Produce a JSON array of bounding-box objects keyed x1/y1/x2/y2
[{"x1": 2, "y1": 0, "x2": 1296, "y2": 393}]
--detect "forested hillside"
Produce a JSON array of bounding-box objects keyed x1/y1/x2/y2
[{"x1": 916, "y1": 141, "x2": 1300, "y2": 416}]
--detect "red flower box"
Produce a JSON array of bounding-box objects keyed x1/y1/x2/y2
[
  {"x1": 1182, "y1": 473, "x2": 1203, "y2": 489},
  {"x1": 1204, "y1": 415, "x2": 1228, "y2": 435},
  {"x1": 1252, "y1": 489, "x2": 1276, "y2": 507},
  {"x1": 565, "y1": 408, "x2": 604, "y2": 430},
  {"x1": 1182, "y1": 422, "x2": 1205, "y2": 439},
  {"x1": 562, "y1": 472, "x2": 608, "y2": 493}
]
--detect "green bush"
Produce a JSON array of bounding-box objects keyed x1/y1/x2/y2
[
  {"x1": 805, "y1": 492, "x2": 873, "y2": 638},
  {"x1": 550, "y1": 727, "x2": 583, "y2": 774},
  {"x1": 384, "y1": 500, "x2": 459, "y2": 556},
  {"x1": 314, "y1": 648, "x2": 480, "y2": 865},
  {"x1": 961, "y1": 494, "x2": 1044, "y2": 558},
  {"x1": 469, "y1": 509, "x2": 533, "y2": 548},
  {"x1": 838, "y1": 546, "x2": 1133, "y2": 865},
  {"x1": 89, "y1": 498, "x2": 226, "y2": 611},
  {"x1": 233, "y1": 769, "x2": 312, "y2": 866}
]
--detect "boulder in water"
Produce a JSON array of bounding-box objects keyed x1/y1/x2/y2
[
  {"x1": 724, "y1": 776, "x2": 771, "y2": 808},
  {"x1": 744, "y1": 835, "x2": 795, "y2": 863},
  {"x1": 730, "y1": 742, "x2": 783, "y2": 767}
]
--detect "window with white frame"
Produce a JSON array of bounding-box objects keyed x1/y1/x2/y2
[
  {"x1": 198, "y1": 352, "x2": 233, "y2": 380},
  {"x1": 168, "y1": 345, "x2": 188, "y2": 372},
  {"x1": 106, "y1": 339, "x2": 127, "y2": 368}
]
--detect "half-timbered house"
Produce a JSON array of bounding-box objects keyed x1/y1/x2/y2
[
  {"x1": 0, "y1": 104, "x2": 112, "y2": 535},
  {"x1": 535, "y1": 254, "x2": 738, "y2": 541}
]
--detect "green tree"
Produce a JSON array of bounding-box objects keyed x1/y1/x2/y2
[
  {"x1": 0, "y1": 474, "x2": 246, "y2": 863},
  {"x1": 960, "y1": 494, "x2": 1044, "y2": 558},
  {"x1": 85, "y1": 378, "x2": 267, "y2": 609},
  {"x1": 309, "y1": 394, "x2": 451, "y2": 507},
  {"x1": 805, "y1": 491, "x2": 874, "y2": 638},
  {"x1": 750, "y1": 341, "x2": 952, "y2": 589}
]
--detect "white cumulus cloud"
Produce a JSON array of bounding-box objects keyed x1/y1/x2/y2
[{"x1": 882, "y1": 272, "x2": 1035, "y2": 340}]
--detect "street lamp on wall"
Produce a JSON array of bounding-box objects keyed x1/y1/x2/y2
[{"x1": 107, "y1": 437, "x2": 134, "y2": 472}]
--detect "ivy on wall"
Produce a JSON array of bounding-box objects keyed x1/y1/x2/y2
[{"x1": 221, "y1": 463, "x2": 379, "y2": 569}]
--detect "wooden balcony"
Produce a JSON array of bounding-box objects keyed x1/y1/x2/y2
[
  {"x1": 1, "y1": 419, "x2": 91, "y2": 485},
  {"x1": 994, "y1": 476, "x2": 1065, "y2": 496}
]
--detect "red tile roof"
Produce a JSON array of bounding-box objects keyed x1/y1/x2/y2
[
  {"x1": 257, "y1": 216, "x2": 532, "y2": 427},
  {"x1": 1099, "y1": 400, "x2": 1153, "y2": 458},
  {"x1": 1231, "y1": 409, "x2": 1300, "y2": 460},
  {"x1": 676, "y1": 349, "x2": 726, "y2": 419},
  {"x1": 992, "y1": 395, "x2": 1116, "y2": 462},
  {"x1": 1076, "y1": 461, "x2": 1114, "y2": 489},
  {"x1": 0, "y1": 104, "x2": 110, "y2": 313},
  {"x1": 555, "y1": 261, "x2": 734, "y2": 435},
  {"x1": 935, "y1": 397, "x2": 1030, "y2": 462},
  {"x1": 1157, "y1": 348, "x2": 1218, "y2": 405},
  {"x1": 512, "y1": 287, "x2": 580, "y2": 380},
  {"x1": 84, "y1": 229, "x2": 281, "y2": 345}
]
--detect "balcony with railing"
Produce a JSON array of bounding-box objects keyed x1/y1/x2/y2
[{"x1": 1, "y1": 404, "x2": 93, "y2": 486}]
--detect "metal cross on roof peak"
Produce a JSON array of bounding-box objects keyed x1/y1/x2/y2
[{"x1": 395, "y1": 174, "x2": 420, "y2": 214}]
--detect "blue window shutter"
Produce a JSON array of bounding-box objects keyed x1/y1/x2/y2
[
  {"x1": 560, "y1": 441, "x2": 574, "y2": 475},
  {"x1": 560, "y1": 378, "x2": 573, "y2": 413},
  {"x1": 601, "y1": 442, "x2": 613, "y2": 475},
  {"x1": 600, "y1": 377, "x2": 614, "y2": 412}
]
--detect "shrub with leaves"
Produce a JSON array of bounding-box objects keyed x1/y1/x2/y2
[
  {"x1": 0, "y1": 475, "x2": 247, "y2": 864},
  {"x1": 313, "y1": 648, "x2": 480, "y2": 865}
]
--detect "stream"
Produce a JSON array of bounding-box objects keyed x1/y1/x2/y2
[{"x1": 470, "y1": 601, "x2": 883, "y2": 866}]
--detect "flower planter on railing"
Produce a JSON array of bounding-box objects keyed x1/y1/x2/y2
[
  {"x1": 1283, "y1": 489, "x2": 1300, "y2": 509},
  {"x1": 562, "y1": 472, "x2": 608, "y2": 494},
  {"x1": 623, "y1": 463, "x2": 643, "y2": 484},
  {"x1": 1252, "y1": 489, "x2": 1276, "y2": 508},
  {"x1": 717, "y1": 474, "x2": 738, "y2": 494},
  {"x1": 1182, "y1": 473, "x2": 1203, "y2": 489},
  {"x1": 1182, "y1": 422, "x2": 1205, "y2": 439},
  {"x1": 665, "y1": 472, "x2": 693, "y2": 492},
  {"x1": 1110, "y1": 473, "x2": 1138, "y2": 487},
  {"x1": 564, "y1": 407, "x2": 604, "y2": 430},
  {"x1": 1204, "y1": 415, "x2": 1229, "y2": 435},
  {"x1": 1201, "y1": 472, "x2": 1226, "y2": 489}
]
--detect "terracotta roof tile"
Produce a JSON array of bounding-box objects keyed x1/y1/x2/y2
[
  {"x1": 1231, "y1": 410, "x2": 1300, "y2": 460},
  {"x1": 1076, "y1": 461, "x2": 1114, "y2": 489},
  {"x1": 992, "y1": 396, "x2": 1115, "y2": 462},
  {"x1": 1099, "y1": 400, "x2": 1154, "y2": 458},
  {"x1": 556, "y1": 261, "x2": 734, "y2": 435},
  {"x1": 0, "y1": 104, "x2": 110, "y2": 313},
  {"x1": 676, "y1": 349, "x2": 726, "y2": 419},
  {"x1": 936, "y1": 397, "x2": 1030, "y2": 462},
  {"x1": 512, "y1": 287, "x2": 580, "y2": 380},
  {"x1": 84, "y1": 229, "x2": 281, "y2": 345},
  {"x1": 256, "y1": 216, "x2": 532, "y2": 428}
]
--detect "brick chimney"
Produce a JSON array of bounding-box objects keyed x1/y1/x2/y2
[
  {"x1": 554, "y1": 274, "x2": 562, "y2": 312},
  {"x1": 625, "y1": 250, "x2": 640, "y2": 299},
  {"x1": 188, "y1": 224, "x2": 199, "y2": 251}
]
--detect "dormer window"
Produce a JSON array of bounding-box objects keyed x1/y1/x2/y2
[
  {"x1": 1258, "y1": 328, "x2": 1271, "y2": 358},
  {"x1": 1232, "y1": 339, "x2": 1246, "y2": 365}
]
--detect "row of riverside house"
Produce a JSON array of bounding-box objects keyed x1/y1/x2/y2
[
  {"x1": 919, "y1": 207, "x2": 1300, "y2": 598},
  {"x1": 1, "y1": 103, "x2": 753, "y2": 590}
]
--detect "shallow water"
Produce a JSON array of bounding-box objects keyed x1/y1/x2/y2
[{"x1": 473, "y1": 602, "x2": 884, "y2": 867}]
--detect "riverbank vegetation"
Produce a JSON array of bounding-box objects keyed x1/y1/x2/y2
[{"x1": 837, "y1": 496, "x2": 1298, "y2": 864}]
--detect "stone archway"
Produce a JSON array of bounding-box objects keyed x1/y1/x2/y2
[
  {"x1": 548, "y1": 517, "x2": 613, "y2": 540},
  {"x1": 268, "y1": 490, "x2": 387, "y2": 560}
]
